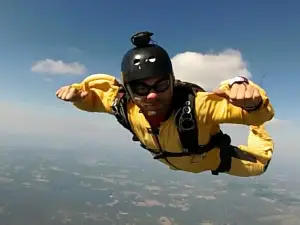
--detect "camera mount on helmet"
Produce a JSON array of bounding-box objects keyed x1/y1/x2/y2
[
  {"x1": 130, "y1": 31, "x2": 154, "y2": 48},
  {"x1": 122, "y1": 31, "x2": 173, "y2": 86}
]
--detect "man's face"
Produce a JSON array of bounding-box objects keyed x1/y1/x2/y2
[{"x1": 127, "y1": 75, "x2": 173, "y2": 115}]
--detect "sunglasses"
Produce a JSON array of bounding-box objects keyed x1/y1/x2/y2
[{"x1": 129, "y1": 77, "x2": 171, "y2": 96}]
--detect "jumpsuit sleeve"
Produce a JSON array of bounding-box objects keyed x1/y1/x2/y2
[
  {"x1": 195, "y1": 79, "x2": 275, "y2": 126},
  {"x1": 70, "y1": 74, "x2": 121, "y2": 114},
  {"x1": 227, "y1": 124, "x2": 274, "y2": 177},
  {"x1": 194, "y1": 79, "x2": 275, "y2": 177}
]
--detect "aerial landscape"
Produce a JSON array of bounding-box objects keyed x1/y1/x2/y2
[
  {"x1": 1, "y1": 1, "x2": 299, "y2": 225},
  {"x1": 0, "y1": 147, "x2": 299, "y2": 225}
]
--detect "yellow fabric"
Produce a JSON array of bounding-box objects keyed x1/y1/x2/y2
[
  {"x1": 71, "y1": 74, "x2": 121, "y2": 114},
  {"x1": 71, "y1": 74, "x2": 275, "y2": 177}
]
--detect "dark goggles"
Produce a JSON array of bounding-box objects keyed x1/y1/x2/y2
[{"x1": 128, "y1": 76, "x2": 171, "y2": 96}]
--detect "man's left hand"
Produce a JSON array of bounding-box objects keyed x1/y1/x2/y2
[{"x1": 214, "y1": 83, "x2": 263, "y2": 110}]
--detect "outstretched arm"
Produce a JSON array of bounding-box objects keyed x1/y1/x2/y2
[
  {"x1": 67, "y1": 74, "x2": 121, "y2": 114},
  {"x1": 195, "y1": 78, "x2": 275, "y2": 126}
]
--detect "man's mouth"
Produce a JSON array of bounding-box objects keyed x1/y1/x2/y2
[{"x1": 142, "y1": 102, "x2": 163, "y2": 110}]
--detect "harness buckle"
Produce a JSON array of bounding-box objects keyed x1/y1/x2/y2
[{"x1": 177, "y1": 100, "x2": 195, "y2": 131}]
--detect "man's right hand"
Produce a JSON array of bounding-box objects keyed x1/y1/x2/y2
[{"x1": 56, "y1": 85, "x2": 89, "y2": 102}]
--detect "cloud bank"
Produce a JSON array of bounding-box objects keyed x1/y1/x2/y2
[
  {"x1": 171, "y1": 49, "x2": 252, "y2": 90},
  {"x1": 0, "y1": 102, "x2": 134, "y2": 150},
  {"x1": 31, "y1": 59, "x2": 86, "y2": 75}
]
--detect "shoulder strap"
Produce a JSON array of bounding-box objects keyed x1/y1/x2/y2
[
  {"x1": 173, "y1": 80, "x2": 205, "y2": 153},
  {"x1": 111, "y1": 86, "x2": 139, "y2": 141}
]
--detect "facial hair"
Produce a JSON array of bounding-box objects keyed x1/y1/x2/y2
[{"x1": 133, "y1": 97, "x2": 165, "y2": 116}]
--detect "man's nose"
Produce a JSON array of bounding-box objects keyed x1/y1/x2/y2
[{"x1": 146, "y1": 91, "x2": 158, "y2": 100}]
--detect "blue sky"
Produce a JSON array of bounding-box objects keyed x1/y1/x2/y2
[
  {"x1": 0, "y1": 0, "x2": 299, "y2": 119},
  {"x1": 0, "y1": 0, "x2": 299, "y2": 151}
]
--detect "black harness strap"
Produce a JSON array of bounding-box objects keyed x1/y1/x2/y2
[
  {"x1": 173, "y1": 81, "x2": 199, "y2": 154},
  {"x1": 212, "y1": 145, "x2": 258, "y2": 175},
  {"x1": 151, "y1": 132, "x2": 230, "y2": 159},
  {"x1": 111, "y1": 87, "x2": 137, "y2": 140}
]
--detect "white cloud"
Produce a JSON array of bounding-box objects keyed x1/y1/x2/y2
[
  {"x1": 171, "y1": 49, "x2": 251, "y2": 90},
  {"x1": 0, "y1": 101, "x2": 135, "y2": 150},
  {"x1": 31, "y1": 59, "x2": 86, "y2": 75}
]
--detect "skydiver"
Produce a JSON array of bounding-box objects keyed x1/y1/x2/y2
[{"x1": 56, "y1": 31, "x2": 274, "y2": 177}]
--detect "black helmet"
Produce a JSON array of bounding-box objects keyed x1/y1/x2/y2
[{"x1": 121, "y1": 31, "x2": 173, "y2": 84}]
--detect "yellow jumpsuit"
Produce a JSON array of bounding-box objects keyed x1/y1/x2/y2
[{"x1": 70, "y1": 74, "x2": 275, "y2": 177}]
